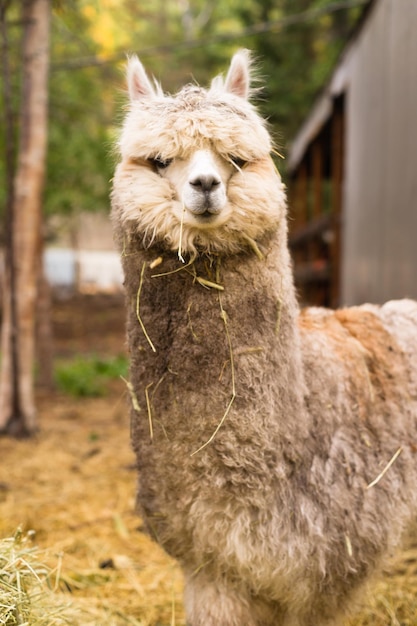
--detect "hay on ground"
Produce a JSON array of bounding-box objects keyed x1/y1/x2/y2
[{"x1": 1, "y1": 381, "x2": 417, "y2": 625}]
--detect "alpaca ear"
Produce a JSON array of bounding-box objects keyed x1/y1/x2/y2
[
  {"x1": 224, "y1": 49, "x2": 251, "y2": 100},
  {"x1": 127, "y1": 55, "x2": 156, "y2": 101}
]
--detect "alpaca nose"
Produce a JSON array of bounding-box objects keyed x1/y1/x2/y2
[{"x1": 189, "y1": 174, "x2": 221, "y2": 193}]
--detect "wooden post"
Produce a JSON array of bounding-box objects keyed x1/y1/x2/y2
[
  {"x1": 295, "y1": 160, "x2": 308, "y2": 268},
  {"x1": 330, "y1": 97, "x2": 345, "y2": 308},
  {"x1": 312, "y1": 138, "x2": 323, "y2": 219},
  {"x1": 311, "y1": 136, "x2": 326, "y2": 305}
]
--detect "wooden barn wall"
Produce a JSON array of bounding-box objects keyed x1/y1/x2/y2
[{"x1": 342, "y1": 0, "x2": 417, "y2": 305}]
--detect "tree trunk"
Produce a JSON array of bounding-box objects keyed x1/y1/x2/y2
[
  {"x1": 0, "y1": 0, "x2": 51, "y2": 436},
  {"x1": 36, "y1": 269, "x2": 55, "y2": 390}
]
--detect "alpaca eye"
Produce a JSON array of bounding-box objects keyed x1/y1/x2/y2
[
  {"x1": 149, "y1": 157, "x2": 173, "y2": 170},
  {"x1": 230, "y1": 156, "x2": 247, "y2": 169}
]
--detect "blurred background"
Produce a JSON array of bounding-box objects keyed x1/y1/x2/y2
[
  {"x1": 1, "y1": 1, "x2": 417, "y2": 624},
  {"x1": 1, "y1": 0, "x2": 370, "y2": 296}
]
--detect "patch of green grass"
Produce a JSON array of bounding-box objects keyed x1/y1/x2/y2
[{"x1": 54, "y1": 355, "x2": 128, "y2": 397}]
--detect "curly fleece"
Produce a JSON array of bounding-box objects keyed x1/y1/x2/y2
[{"x1": 111, "y1": 50, "x2": 417, "y2": 626}]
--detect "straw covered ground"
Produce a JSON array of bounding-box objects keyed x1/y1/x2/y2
[{"x1": 1, "y1": 294, "x2": 417, "y2": 625}]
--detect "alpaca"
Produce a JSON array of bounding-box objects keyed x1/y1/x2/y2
[{"x1": 111, "y1": 50, "x2": 417, "y2": 626}]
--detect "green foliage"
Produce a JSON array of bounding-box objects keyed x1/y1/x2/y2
[
  {"x1": 45, "y1": 5, "x2": 116, "y2": 221},
  {"x1": 54, "y1": 354, "x2": 128, "y2": 397}
]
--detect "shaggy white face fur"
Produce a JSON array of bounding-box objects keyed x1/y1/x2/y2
[{"x1": 113, "y1": 50, "x2": 286, "y2": 255}]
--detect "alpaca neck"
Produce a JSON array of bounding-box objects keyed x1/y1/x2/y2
[{"x1": 126, "y1": 226, "x2": 308, "y2": 455}]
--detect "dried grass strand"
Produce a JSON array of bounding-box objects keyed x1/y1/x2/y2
[
  {"x1": 227, "y1": 156, "x2": 244, "y2": 174},
  {"x1": 191, "y1": 290, "x2": 236, "y2": 456},
  {"x1": 187, "y1": 302, "x2": 199, "y2": 341},
  {"x1": 121, "y1": 376, "x2": 141, "y2": 412},
  {"x1": 145, "y1": 383, "x2": 154, "y2": 441},
  {"x1": 194, "y1": 276, "x2": 224, "y2": 291},
  {"x1": 149, "y1": 256, "x2": 163, "y2": 269},
  {"x1": 151, "y1": 253, "x2": 197, "y2": 278},
  {"x1": 186, "y1": 264, "x2": 224, "y2": 291},
  {"x1": 367, "y1": 447, "x2": 403, "y2": 489},
  {"x1": 136, "y1": 262, "x2": 156, "y2": 353},
  {"x1": 241, "y1": 234, "x2": 264, "y2": 260},
  {"x1": 271, "y1": 147, "x2": 285, "y2": 160},
  {"x1": 178, "y1": 203, "x2": 186, "y2": 263}
]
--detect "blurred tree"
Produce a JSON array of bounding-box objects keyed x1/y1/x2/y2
[
  {"x1": 0, "y1": 0, "x2": 51, "y2": 436},
  {"x1": 59, "y1": 0, "x2": 365, "y2": 148},
  {"x1": 234, "y1": 0, "x2": 364, "y2": 142},
  {"x1": 44, "y1": 3, "x2": 115, "y2": 227}
]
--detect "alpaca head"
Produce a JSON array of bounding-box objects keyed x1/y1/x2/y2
[{"x1": 112, "y1": 50, "x2": 287, "y2": 256}]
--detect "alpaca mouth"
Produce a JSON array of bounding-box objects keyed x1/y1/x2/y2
[
  {"x1": 188, "y1": 202, "x2": 221, "y2": 217},
  {"x1": 198, "y1": 210, "x2": 216, "y2": 219},
  {"x1": 192, "y1": 210, "x2": 222, "y2": 226},
  {"x1": 186, "y1": 204, "x2": 220, "y2": 221}
]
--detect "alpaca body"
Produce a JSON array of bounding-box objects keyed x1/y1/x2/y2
[
  {"x1": 112, "y1": 52, "x2": 417, "y2": 625},
  {"x1": 120, "y1": 235, "x2": 417, "y2": 626}
]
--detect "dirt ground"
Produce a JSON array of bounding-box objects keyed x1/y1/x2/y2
[{"x1": 1, "y1": 294, "x2": 417, "y2": 625}]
